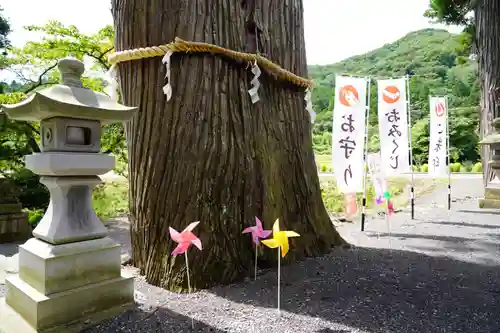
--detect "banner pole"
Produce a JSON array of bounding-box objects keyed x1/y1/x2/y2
[
  {"x1": 361, "y1": 77, "x2": 371, "y2": 232},
  {"x1": 446, "y1": 95, "x2": 451, "y2": 210},
  {"x1": 406, "y1": 75, "x2": 415, "y2": 219}
]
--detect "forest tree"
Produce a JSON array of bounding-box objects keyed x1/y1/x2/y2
[{"x1": 111, "y1": 0, "x2": 346, "y2": 290}]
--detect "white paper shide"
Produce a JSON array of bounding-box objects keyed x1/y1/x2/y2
[
  {"x1": 428, "y1": 96, "x2": 448, "y2": 177},
  {"x1": 377, "y1": 78, "x2": 410, "y2": 175},
  {"x1": 332, "y1": 76, "x2": 368, "y2": 193}
]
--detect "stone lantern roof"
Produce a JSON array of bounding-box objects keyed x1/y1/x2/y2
[
  {"x1": 1, "y1": 57, "x2": 137, "y2": 124},
  {"x1": 479, "y1": 118, "x2": 500, "y2": 145}
]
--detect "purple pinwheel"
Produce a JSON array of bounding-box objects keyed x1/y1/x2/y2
[
  {"x1": 243, "y1": 217, "x2": 272, "y2": 245},
  {"x1": 243, "y1": 217, "x2": 272, "y2": 280}
]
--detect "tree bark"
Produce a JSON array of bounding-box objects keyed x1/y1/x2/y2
[
  {"x1": 475, "y1": 0, "x2": 500, "y2": 186},
  {"x1": 111, "y1": 0, "x2": 347, "y2": 291}
]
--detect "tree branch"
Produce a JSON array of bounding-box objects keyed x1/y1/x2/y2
[
  {"x1": 86, "y1": 47, "x2": 114, "y2": 70},
  {"x1": 23, "y1": 61, "x2": 58, "y2": 94}
]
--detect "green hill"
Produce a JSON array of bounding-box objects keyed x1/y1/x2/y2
[{"x1": 309, "y1": 28, "x2": 480, "y2": 166}]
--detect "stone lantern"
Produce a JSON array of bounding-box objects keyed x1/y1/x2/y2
[
  {"x1": 0, "y1": 58, "x2": 138, "y2": 332},
  {"x1": 478, "y1": 117, "x2": 500, "y2": 209}
]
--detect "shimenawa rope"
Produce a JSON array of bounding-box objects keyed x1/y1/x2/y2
[{"x1": 106, "y1": 37, "x2": 316, "y2": 121}]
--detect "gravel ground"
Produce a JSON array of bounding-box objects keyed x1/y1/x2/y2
[{"x1": 3, "y1": 178, "x2": 500, "y2": 333}]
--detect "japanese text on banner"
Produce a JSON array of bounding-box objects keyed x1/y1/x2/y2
[
  {"x1": 332, "y1": 76, "x2": 368, "y2": 193},
  {"x1": 377, "y1": 78, "x2": 410, "y2": 175},
  {"x1": 428, "y1": 97, "x2": 448, "y2": 177}
]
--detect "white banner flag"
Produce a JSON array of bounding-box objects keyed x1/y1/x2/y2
[
  {"x1": 377, "y1": 78, "x2": 410, "y2": 175},
  {"x1": 332, "y1": 76, "x2": 368, "y2": 193},
  {"x1": 428, "y1": 96, "x2": 448, "y2": 177}
]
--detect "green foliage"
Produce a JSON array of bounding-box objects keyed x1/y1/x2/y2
[
  {"x1": 27, "y1": 209, "x2": 44, "y2": 227},
  {"x1": 309, "y1": 29, "x2": 480, "y2": 165},
  {"x1": 92, "y1": 182, "x2": 129, "y2": 220},
  {"x1": 424, "y1": 0, "x2": 474, "y2": 59},
  {"x1": 0, "y1": 22, "x2": 128, "y2": 212},
  {"x1": 424, "y1": 0, "x2": 472, "y2": 26},
  {"x1": 0, "y1": 6, "x2": 10, "y2": 71}
]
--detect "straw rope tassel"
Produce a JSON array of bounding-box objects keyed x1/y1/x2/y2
[
  {"x1": 305, "y1": 88, "x2": 315, "y2": 123},
  {"x1": 103, "y1": 64, "x2": 119, "y2": 102},
  {"x1": 248, "y1": 61, "x2": 261, "y2": 104},
  {"x1": 162, "y1": 51, "x2": 173, "y2": 101}
]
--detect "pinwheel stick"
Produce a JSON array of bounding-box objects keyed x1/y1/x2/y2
[
  {"x1": 184, "y1": 252, "x2": 191, "y2": 293},
  {"x1": 184, "y1": 252, "x2": 194, "y2": 330},
  {"x1": 254, "y1": 244, "x2": 258, "y2": 281},
  {"x1": 386, "y1": 201, "x2": 392, "y2": 250},
  {"x1": 277, "y1": 247, "x2": 281, "y2": 315}
]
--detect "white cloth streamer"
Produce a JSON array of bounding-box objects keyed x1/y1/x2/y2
[
  {"x1": 103, "y1": 64, "x2": 119, "y2": 102},
  {"x1": 305, "y1": 88, "x2": 316, "y2": 123},
  {"x1": 248, "y1": 62, "x2": 261, "y2": 104},
  {"x1": 162, "y1": 51, "x2": 173, "y2": 101}
]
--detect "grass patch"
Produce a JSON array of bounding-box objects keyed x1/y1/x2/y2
[
  {"x1": 316, "y1": 155, "x2": 332, "y2": 170},
  {"x1": 321, "y1": 177, "x2": 405, "y2": 213},
  {"x1": 320, "y1": 177, "x2": 438, "y2": 214},
  {"x1": 92, "y1": 181, "x2": 129, "y2": 220}
]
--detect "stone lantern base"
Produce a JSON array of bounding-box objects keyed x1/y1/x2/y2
[
  {"x1": 478, "y1": 187, "x2": 500, "y2": 208},
  {"x1": 0, "y1": 176, "x2": 134, "y2": 333},
  {"x1": 0, "y1": 238, "x2": 134, "y2": 333},
  {"x1": 479, "y1": 160, "x2": 500, "y2": 209}
]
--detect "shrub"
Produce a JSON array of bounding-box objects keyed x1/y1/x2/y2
[
  {"x1": 459, "y1": 165, "x2": 468, "y2": 172},
  {"x1": 462, "y1": 161, "x2": 474, "y2": 172},
  {"x1": 8, "y1": 168, "x2": 50, "y2": 210},
  {"x1": 27, "y1": 209, "x2": 45, "y2": 228},
  {"x1": 320, "y1": 181, "x2": 344, "y2": 213},
  {"x1": 420, "y1": 164, "x2": 429, "y2": 172},
  {"x1": 472, "y1": 162, "x2": 482, "y2": 173},
  {"x1": 320, "y1": 164, "x2": 328, "y2": 172},
  {"x1": 450, "y1": 163, "x2": 461, "y2": 173}
]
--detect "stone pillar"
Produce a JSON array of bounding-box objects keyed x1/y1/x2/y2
[
  {"x1": 0, "y1": 179, "x2": 31, "y2": 243},
  {"x1": 0, "y1": 58, "x2": 138, "y2": 333},
  {"x1": 479, "y1": 118, "x2": 500, "y2": 208}
]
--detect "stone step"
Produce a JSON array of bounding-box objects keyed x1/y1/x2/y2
[
  {"x1": 0, "y1": 271, "x2": 133, "y2": 333},
  {"x1": 18, "y1": 237, "x2": 122, "y2": 295}
]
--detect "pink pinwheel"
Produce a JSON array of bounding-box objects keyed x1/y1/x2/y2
[
  {"x1": 169, "y1": 221, "x2": 202, "y2": 255},
  {"x1": 243, "y1": 217, "x2": 272, "y2": 245}
]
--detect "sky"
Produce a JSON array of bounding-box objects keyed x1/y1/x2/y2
[{"x1": 1, "y1": 0, "x2": 461, "y2": 66}]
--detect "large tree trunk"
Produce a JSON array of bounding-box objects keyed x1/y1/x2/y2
[
  {"x1": 475, "y1": 0, "x2": 500, "y2": 186},
  {"x1": 111, "y1": 0, "x2": 347, "y2": 291}
]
